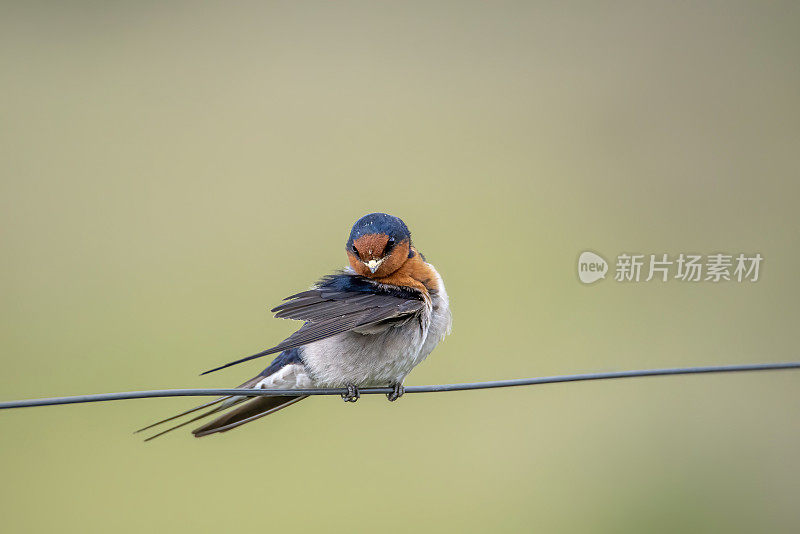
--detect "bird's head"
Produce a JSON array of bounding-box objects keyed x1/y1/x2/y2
[{"x1": 346, "y1": 213, "x2": 412, "y2": 278}]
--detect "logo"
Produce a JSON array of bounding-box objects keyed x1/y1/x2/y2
[
  {"x1": 578, "y1": 251, "x2": 609, "y2": 284},
  {"x1": 577, "y1": 251, "x2": 762, "y2": 284}
]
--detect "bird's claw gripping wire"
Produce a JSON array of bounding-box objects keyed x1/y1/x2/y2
[
  {"x1": 387, "y1": 383, "x2": 404, "y2": 402},
  {"x1": 341, "y1": 385, "x2": 360, "y2": 403}
]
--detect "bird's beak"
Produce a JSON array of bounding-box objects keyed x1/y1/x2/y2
[{"x1": 364, "y1": 258, "x2": 384, "y2": 274}]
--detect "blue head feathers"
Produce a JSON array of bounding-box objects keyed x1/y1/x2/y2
[{"x1": 347, "y1": 213, "x2": 411, "y2": 249}]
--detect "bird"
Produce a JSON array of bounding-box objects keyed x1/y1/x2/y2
[{"x1": 138, "y1": 212, "x2": 452, "y2": 439}]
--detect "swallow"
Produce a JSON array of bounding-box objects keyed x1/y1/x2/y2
[{"x1": 138, "y1": 213, "x2": 452, "y2": 439}]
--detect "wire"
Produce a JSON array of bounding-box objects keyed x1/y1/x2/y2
[{"x1": 0, "y1": 362, "x2": 798, "y2": 410}]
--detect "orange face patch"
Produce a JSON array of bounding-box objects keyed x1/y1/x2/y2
[
  {"x1": 348, "y1": 236, "x2": 411, "y2": 279},
  {"x1": 351, "y1": 234, "x2": 390, "y2": 261}
]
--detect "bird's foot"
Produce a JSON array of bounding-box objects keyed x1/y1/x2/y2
[
  {"x1": 341, "y1": 384, "x2": 360, "y2": 403},
  {"x1": 387, "y1": 383, "x2": 405, "y2": 402}
]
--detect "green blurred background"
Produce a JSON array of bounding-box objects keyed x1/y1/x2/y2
[{"x1": 1, "y1": 2, "x2": 798, "y2": 532}]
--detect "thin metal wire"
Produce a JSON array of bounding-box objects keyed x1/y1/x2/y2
[{"x1": 1, "y1": 362, "x2": 798, "y2": 410}]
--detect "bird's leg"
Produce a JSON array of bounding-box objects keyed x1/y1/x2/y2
[
  {"x1": 387, "y1": 382, "x2": 405, "y2": 402},
  {"x1": 341, "y1": 384, "x2": 360, "y2": 403}
]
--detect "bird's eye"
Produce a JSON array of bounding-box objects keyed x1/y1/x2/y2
[
  {"x1": 385, "y1": 237, "x2": 395, "y2": 252},
  {"x1": 351, "y1": 244, "x2": 359, "y2": 254}
]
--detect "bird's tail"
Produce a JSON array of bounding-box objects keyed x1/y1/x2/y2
[
  {"x1": 191, "y1": 394, "x2": 307, "y2": 437},
  {"x1": 135, "y1": 376, "x2": 307, "y2": 440}
]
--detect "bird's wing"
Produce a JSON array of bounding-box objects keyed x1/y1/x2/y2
[{"x1": 201, "y1": 273, "x2": 426, "y2": 375}]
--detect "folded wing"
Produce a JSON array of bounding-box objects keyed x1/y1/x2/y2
[{"x1": 201, "y1": 273, "x2": 425, "y2": 375}]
